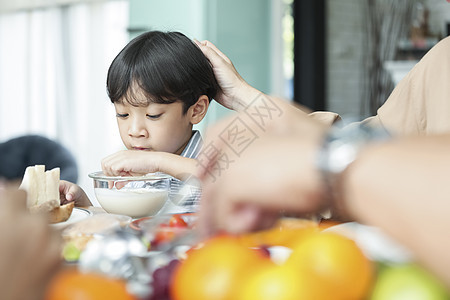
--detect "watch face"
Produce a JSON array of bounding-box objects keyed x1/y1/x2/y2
[
  {"x1": 328, "y1": 142, "x2": 360, "y2": 174},
  {"x1": 318, "y1": 124, "x2": 390, "y2": 175}
]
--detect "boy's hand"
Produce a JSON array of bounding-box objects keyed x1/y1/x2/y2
[
  {"x1": 101, "y1": 150, "x2": 162, "y2": 177},
  {"x1": 59, "y1": 180, "x2": 92, "y2": 207}
]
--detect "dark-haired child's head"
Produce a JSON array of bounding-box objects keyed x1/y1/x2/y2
[
  {"x1": 107, "y1": 30, "x2": 218, "y2": 113},
  {"x1": 107, "y1": 31, "x2": 218, "y2": 155}
]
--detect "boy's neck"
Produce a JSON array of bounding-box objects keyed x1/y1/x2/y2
[{"x1": 174, "y1": 130, "x2": 196, "y2": 156}]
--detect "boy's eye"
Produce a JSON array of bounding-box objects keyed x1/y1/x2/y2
[
  {"x1": 147, "y1": 113, "x2": 162, "y2": 119},
  {"x1": 116, "y1": 113, "x2": 128, "y2": 118}
]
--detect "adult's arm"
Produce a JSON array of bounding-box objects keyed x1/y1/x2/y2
[
  {"x1": 197, "y1": 37, "x2": 450, "y2": 135},
  {"x1": 198, "y1": 107, "x2": 450, "y2": 287},
  {"x1": 195, "y1": 39, "x2": 340, "y2": 126},
  {"x1": 0, "y1": 189, "x2": 62, "y2": 300},
  {"x1": 342, "y1": 134, "x2": 450, "y2": 286}
]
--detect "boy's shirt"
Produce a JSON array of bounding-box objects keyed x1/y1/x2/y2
[
  {"x1": 167, "y1": 130, "x2": 202, "y2": 213},
  {"x1": 179, "y1": 130, "x2": 202, "y2": 159}
]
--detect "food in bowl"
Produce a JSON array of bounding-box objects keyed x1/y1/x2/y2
[
  {"x1": 130, "y1": 213, "x2": 196, "y2": 232},
  {"x1": 62, "y1": 213, "x2": 131, "y2": 261},
  {"x1": 134, "y1": 213, "x2": 197, "y2": 251},
  {"x1": 88, "y1": 172, "x2": 171, "y2": 218}
]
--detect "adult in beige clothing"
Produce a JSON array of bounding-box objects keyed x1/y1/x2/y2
[
  {"x1": 363, "y1": 35, "x2": 450, "y2": 135},
  {"x1": 195, "y1": 35, "x2": 450, "y2": 134}
]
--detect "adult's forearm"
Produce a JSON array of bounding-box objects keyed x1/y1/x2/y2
[{"x1": 341, "y1": 135, "x2": 450, "y2": 286}]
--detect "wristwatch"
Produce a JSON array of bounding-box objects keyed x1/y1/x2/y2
[{"x1": 317, "y1": 123, "x2": 390, "y2": 217}]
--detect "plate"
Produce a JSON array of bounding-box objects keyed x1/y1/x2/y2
[
  {"x1": 51, "y1": 207, "x2": 93, "y2": 229},
  {"x1": 324, "y1": 222, "x2": 413, "y2": 263}
]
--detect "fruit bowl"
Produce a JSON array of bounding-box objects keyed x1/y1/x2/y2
[
  {"x1": 132, "y1": 213, "x2": 197, "y2": 251},
  {"x1": 88, "y1": 172, "x2": 171, "y2": 218}
]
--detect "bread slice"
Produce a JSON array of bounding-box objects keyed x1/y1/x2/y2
[
  {"x1": 49, "y1": 202, "x2": 74, "y2": 224},
  {"x1": 20, "y1": 165, "x2": 74, "y2": 223}
]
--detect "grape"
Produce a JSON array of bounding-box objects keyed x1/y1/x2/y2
[
  {"x1": 149, "y1": 259, "x2": 180, "y2": 300},
  {"x1": 253, "y1": 244, "x2": 271, "y2": 258},
  {"x1": 62, "y1": 242, "x2": 81, "y2": 262}
]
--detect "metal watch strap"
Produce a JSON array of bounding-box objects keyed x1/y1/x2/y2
[{"x1": 317, "y1": 123, "x2": 390, "y2": 217}]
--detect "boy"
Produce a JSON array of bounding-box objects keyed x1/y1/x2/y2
[
  {"x1": 101, "y1": 30, "x2": 217, "y2": 179},
  {"x1": 61, "y1": 31, "x2": 218, "y2": 211}
]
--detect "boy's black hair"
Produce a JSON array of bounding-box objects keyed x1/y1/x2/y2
[{"x1": 107, "y1": 31, "x2": 218, "y2": 113}]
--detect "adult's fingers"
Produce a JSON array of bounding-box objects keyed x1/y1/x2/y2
[
  {"x1": 194, "y1": 39, "x2": 232, "y2": 67},
  {"x1": 196, "y1": 39, "x2": 232, "y2": 64}
]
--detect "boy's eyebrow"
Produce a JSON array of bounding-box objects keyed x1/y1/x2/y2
[
  {"x1": 118, "y1": 96, "x2": 150, "y2": 107},
  {"x1": 113, "y1": 100, "x2": 127, "y2": 107}
]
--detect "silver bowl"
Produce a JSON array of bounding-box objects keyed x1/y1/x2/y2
[{"x1": 88, "y1": 172, "x2": 171, "y2": 218}]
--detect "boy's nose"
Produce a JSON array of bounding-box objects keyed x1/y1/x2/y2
[{"x1": 128, "y1": 119, "x2": 148, "y2": 138}]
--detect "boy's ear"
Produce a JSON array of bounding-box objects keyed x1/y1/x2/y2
[{"x1": 188, "y1": 95, "x2": 210, "y2": 125}]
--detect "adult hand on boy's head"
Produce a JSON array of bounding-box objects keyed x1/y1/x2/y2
[
  {"x1": 0, "y1": 188, "x2": 62, "y2": 300},
  {"x1": 194, "y1": 39, "x2": 260, "y2": 111}
]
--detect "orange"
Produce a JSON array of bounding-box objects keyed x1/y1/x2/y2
[
  {"x1": 45, "y1": 268, "x2": 136, "y2": 300},
  {"x1": 238, "y1": 218, "x2": 318, "y2": 248},
  {"x1": 170, "y1": 234, "x2": 270, "y2": 300},
  {"x1": 277, "y1": 217, "x2": 318, "y2": 229},
  {"x1": 288, "y1": 231, "x2": 374, "y2": 300},
  {"x1": 318, "y1": 219, "x2": 342, "y2": 231},
  {"x1": 236, "y1": 263, "x2": 315, "y2": 300}
]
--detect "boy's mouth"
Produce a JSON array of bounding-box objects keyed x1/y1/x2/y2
[{"x1": 133, "y1": 147, "x2": 151, "y2": 151}]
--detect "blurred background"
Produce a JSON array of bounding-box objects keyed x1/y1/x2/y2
[{"x1": 0, "y1": 0, "x2": 449, "y2": 204}]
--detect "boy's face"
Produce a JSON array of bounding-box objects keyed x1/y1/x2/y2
[{"x1": 114, "y1": 101, "x2": 193, "y2": 155}]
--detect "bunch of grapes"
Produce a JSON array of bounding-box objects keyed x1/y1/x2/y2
[{"x1": 149, "y1": 259, "x2": 180, "y2": 300}]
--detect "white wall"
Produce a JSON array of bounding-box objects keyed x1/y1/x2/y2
[{"x1": 0, "y1": 2, "x2": 129, "y2": 205}]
